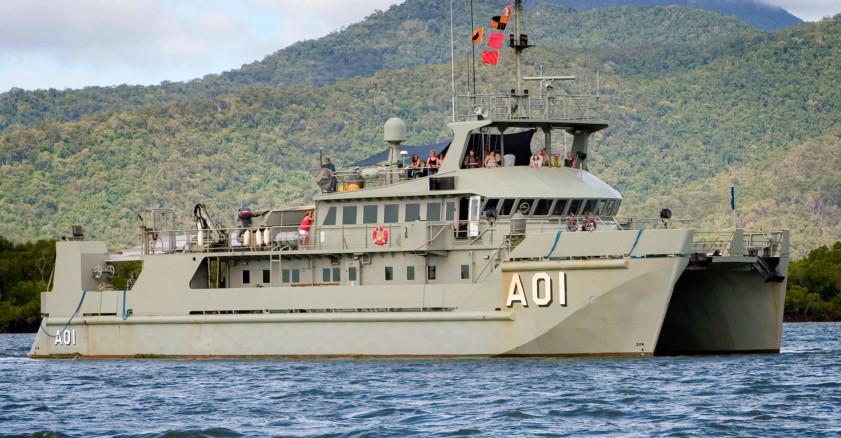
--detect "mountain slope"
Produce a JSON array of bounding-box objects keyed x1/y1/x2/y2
[
  {"x1": 541, "y1": 0, "x2": 801, "y2": 31},
  {"x1": 0, "y1": 1, "x2": 757, "y2": 133}
]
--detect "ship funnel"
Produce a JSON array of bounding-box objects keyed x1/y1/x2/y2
[{"x1": 384, "y1": 117, "x2": 406, "y2": 144}]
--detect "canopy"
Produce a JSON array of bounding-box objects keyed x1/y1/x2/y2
[
  {"x1": 351, "y1": 141, "x2": 451, "y2": 167},
  {"x1": 465, "y1": 129, "x2": 536, "y2": 166}
]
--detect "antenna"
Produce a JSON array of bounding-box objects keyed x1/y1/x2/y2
[
  {"x1": 470, "y1": 0, "x2": 476, "y2": 98},
  {"x1": 450, "y1": 0, "x2": 455, "y2": 122}
]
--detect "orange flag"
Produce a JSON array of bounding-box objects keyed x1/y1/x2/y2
[
  {"x1": 470, "y1": 27, "x2": 483, "y2": 43},
  {"x1": 481, "y1": 51, "x2": 499, "y2": 65}
]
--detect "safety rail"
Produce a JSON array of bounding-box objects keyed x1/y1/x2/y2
[
  {"x1": 692, "y1": 230, "x2": 785, "y2": 257},
  {"x1": 456, "y1": 93, "x2": 601, "y2": 122},
  {"x1": 614, "y1": 217, "x2": 691, "y2": 230},
  {"x1": 141, "y1": 217, "x2": 625, "y2": 255}
]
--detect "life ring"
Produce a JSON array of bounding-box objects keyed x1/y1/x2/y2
[{"x1": 372, "y1": 226, "x2": 388, "y2": 245}]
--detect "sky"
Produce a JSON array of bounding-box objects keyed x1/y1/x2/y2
[{"x1": 0, "y1": 0, "x2": 838, "y2": 93}]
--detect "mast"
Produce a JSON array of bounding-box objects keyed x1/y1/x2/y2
[{"x1": 514, "y1": 0, "x2": 523, "y2": 94}]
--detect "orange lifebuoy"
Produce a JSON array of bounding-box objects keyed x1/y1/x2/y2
[{"x1": 372, "y1": 226, "x2": 388, "y2": 245}]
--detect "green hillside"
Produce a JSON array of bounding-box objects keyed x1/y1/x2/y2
[
  {"x1": 0, "y1": 10, "x2": 840, "y2": 260},
  {"x1": 0, "y1": 1, "x2": 757, "y2": 133}
]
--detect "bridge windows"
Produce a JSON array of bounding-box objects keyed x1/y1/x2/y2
[
  {"x1": 322, "y1": 207, "x2": 337, "y2": 225},
  {"x1": 533, "y1": 199, "x2": 552, "y2": 216},
  {"x1": 552, "y1": 200, "x2": 569, "y2": 216},
  {"x1": 499, "y1": 199, "x2": 516, "y2": 216},
  {"x1": 568, "y1": 199, "x2": 583, "y2": 216}
]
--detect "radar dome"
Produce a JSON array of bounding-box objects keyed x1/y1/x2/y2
[{"x1": 384, "y1": 117, "x2": 406, "y2": 143}]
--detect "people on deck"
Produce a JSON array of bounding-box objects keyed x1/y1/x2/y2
[
  {"x1": 582, "y1": 211, "x2": 596, "y2": 231},
  {"x1": 437, "y1": 153, "x2": 445, "y2": 166},
  {"x1": 564, "y1": 152, "x2": 576, "y2": 168},
  {"x1": 426, "y1": 150, "x2": 440, "y2": 176},
  {"x1": 484, "y1": 150, "x2": 500, "y2": 168},
  {"x1": 463, "y1": 150, "x2": 481, "y2": 168},
  {"x1": 539, "y1": 148, "x2": 551, "y2": 166},
  {"x1": 549, "y1": 153, "x2": 562, "y2": 167},
  {"x1": 566, "y1": 214, "x2": 578, "y2": 232},
  {"x1": 322, "y1": 158, "x2": 336, "y2": 191},
  {"x1": 529, "y1": 154, "x2": 542, "y2": 169},
  {"x1": 299, "y1": 210, "x2": 313, "y2": 248},
  {"x1": 409, "y1": 154, "x2": 423, "y2": 178},
  {"x1": 127, "y1": 272, "x2": 136, "y2": 290}
]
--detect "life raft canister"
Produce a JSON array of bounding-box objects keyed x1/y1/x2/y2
[{"x1": 372, "y1": 226, "x2": 388, "y2": 246}]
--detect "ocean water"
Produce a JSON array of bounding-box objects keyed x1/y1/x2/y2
[{"x1": 2, "y1": 323, "x2": 841, "y2": 437}]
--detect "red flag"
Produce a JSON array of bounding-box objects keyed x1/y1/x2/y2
[
  {"x1": 481, "y1": 51, "x2": 499, "y2": 65},
  {"x1": 487, "y1": 33, "x2": 503, "y2": 48}
]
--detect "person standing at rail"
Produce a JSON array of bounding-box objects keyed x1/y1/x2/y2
[{"x1": 299, "y1": 210, "x2": 313, "y2": 249}]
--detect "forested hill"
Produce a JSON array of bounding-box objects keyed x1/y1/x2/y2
[
  {"x1": 542, "y1": 0, "x2": 802, "y2": 31},
  {"x1": 0, "y1": 1, "x2": 759, "y2": 133},
  {"x1": 1, "y1": 12, "x2": 839, "y2": 258}
]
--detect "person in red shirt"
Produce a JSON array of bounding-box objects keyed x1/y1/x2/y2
[{"x1": 299, "y1": 210, "x2": 313, "y2": 248}]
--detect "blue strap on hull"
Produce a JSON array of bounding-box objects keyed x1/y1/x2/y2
[
  {"x1": 546, "y1": 231, "x2": 563, "y2": 258},
  {"x1": 39, "y1": 290, "x2": 86, "y2": 338},
  {"x1": 629, "y1": 229, "x2": 643, "y2": 257}
]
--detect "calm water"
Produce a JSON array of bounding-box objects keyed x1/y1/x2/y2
[{"x1": 2, "y1": 323, "x2": 841, "y2": 437}]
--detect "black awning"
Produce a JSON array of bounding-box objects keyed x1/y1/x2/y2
[
  {"x1": 466, "y1": 129, "x2": 536, "y2": 166},
  {"x1": 351, "y1": 141, "x2": 451, "y2": 167}
]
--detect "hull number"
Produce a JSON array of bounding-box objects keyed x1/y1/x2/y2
[
  {"x1": 54, "y1": 330, "x2": 77, "y2": 346},
  {"x1": 506, "y1": 272, "x2": 567, "y2": 308}
]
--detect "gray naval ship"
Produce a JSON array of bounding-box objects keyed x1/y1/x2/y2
[{"x1": 31, "y1": 1, "x2": 789, "y2": 358}]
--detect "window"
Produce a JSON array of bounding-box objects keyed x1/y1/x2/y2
[
  {"x1": 405, "y1": 203, "x2": 420, "y2": 222},
  {"x1": 348, "y1": 267, "x2": 357, "y2": 282},
  {"x1": 596, "y1": 200, "x2": 606, "y2": 216},
  {"x1": 583, "y1": 199, "x2": 598, "y2": 216},
  {"x1": 427, "y1": 203, "x2": 441, "y2": 222},
  {"x1": 282, "y1": 269, "x2": 290, "y2": 283},
  {"x1": 407, "y1": 266, "x2": 415, "y2": 281},
  {"x1": 291, "y1": 269, "x2": 300, "y2": 283},
  {"x1": 333, "y1": 267, "x2": 340, "y2": 282},
  {"x1": 323, "y1": 268, "x2": 331, "y2": 282},
  {"x1": 385, "y1": 267, "x2": 393, "y2": 281},
  {"x1": 483, "y1": 199, "x2": 500, "y2": 215},
  {"x1": 243, "y1": 270, "x2": 250, "y2": 284},
  {"x1": 384, "y1": 204, "x2": 399, "y2": 223},
  {"x1": 427, "y1": 266, "x2": 436, "y2": 280},
  {"x1": 534, "y1": 199, "x2": 553, "y2": 216},
  {"x1": 568, "y1": 199, "x2": 583, "y2": 216},
  {"x1": 605, "y1": 200, "x2": 615, "y2": 216},
  {"x1": 322, "y1": 207, "x2": 336, "y2": 225},
  {"x1": 445, "y1": 202, "x2": 455, "y2": 221},
  {"x1": 498, "y1": 199, "x2": 516, "y2": 216},
  {"x1": 552, "y1": 200, "x2": 569, "y2": 216},
  {"x1": 363, "y1": 205, "x2": 378, "y2": 224},
  {"x1": 516, "y1": 199, "x2": 535, "y2": 215},
  {"x1": 612, "y1": 200, "x2": 622, "y2": 215},
  {"x1": 263, "y1": 270, "x2": 270, "y2": 284},
  {"x1": 461, "y1": 265, "x2": 470, "y2": 280},
  {"x1": 342, "y1": 206, "x2": 358, "y2": 225}
]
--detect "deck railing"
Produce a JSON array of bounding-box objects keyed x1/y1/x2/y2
[{"x1": 456, "y1": 93, "x2": 601, "y2": 122}]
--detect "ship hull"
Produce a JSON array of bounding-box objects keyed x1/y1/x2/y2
[{"x1": 654, "y1": 257, "x2": 789, "y2": 355}]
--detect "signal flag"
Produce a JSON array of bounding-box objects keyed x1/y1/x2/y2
[
  {"x1": 487, "y1": 33, "x2": 504, "y2": 48},
  {"x1": 470, "y1": 28, "x2": 483, "y2": 43},
  {"x1": 481, "y1": 51, "x2": 499, "y2": 65}
]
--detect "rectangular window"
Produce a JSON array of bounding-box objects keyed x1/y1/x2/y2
[
  {"x1": 498, "y1": 199, "x2": 516, "y2": 216},
  {"x1": 483, "y1": 199, "x2": 500, "y2": 214},
  {"x1": 534, "y1": 199, "x2": 552, "y2": 216},
  {"x1": 583, "y1": 199, "x2": 598, "y2": 216},
  {"x1": 342, "y1": 206, "x2": 358, "y2": 225},
  {"x1": 282, "y1": 269, "x2": 290, "y2": 283},
  {"x1": 407, "y1": 266, "x2": 415, "y2": 281},
  {"x1": 333, "y1": 267, "x2": 340, "y2": 282},
  {"x1": 322, "y1": 206, "x2": 336, "y2": 225},
  {"x1": 384, "y1": 204, "x2": 399, "y2": 223},
  {"x1": 363, "y1": 205, "x2": 378, "y2": 224},
  {"x1": 427, "y1": 266, "x2": 436, "y2": 280},
  {"x1": 263, "y1": 270, "x2": 271, "y2": 284},
  {"x1": 605, "y1": 200, "x2": 615, "y2": 216},
  {"x1": 242, "y1": 270, "x2": 250, "y2": 284},
  {"x1": 552, "y1": 199, "x2": 569, "y2": 216},
  {"x1": 323, "y1": 268, "x2": 331, "y2": 282},
  {"x1": 568, "y1": 199, "x2": 583, "y2": 216},
  {"x1": 291, "y1": 269, "x2": 300, "y2": 283},
  {"x1": 385, "y1": 267, "x2": 393, "y2": 281},
  {"x1": 596, "y1": 199, "x2": 606, "y2": 216},
  {"x1": 427, "y1": 203, "x2": 441, "y2": 222},
  {"x1": 348, "y1": 267, "x2": 357, "y2": 282},
  {"x1": 445, "y1": 202, "x2": 455, "y2": 221},
  {"x1": 461, "y1": 265, "x2": 470, "y2": 280},
  {"x1": 405, "y1": 203, "x2": 420, "y2": 222},
  {"x1": 612, "y1": 200, "x2": 621, "y2": 216}
]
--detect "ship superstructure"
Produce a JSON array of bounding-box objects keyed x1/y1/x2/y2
[{"x1": 30, "y1": 1, "x2": 788, "y2": 358}]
